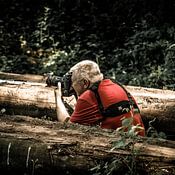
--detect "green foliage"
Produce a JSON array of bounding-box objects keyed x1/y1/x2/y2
[
  {"x1": 110, "y1": 24, "x2": 175, "y2": 89},
  {"x1": 0, "y1": 0, "x2": 175, "y2": 89},
  {"x1": 91, "y1": 158, "x2": 125, "y2": 175},
  {"x1": 111, "y1": 117, "x2": 143, "y2": 150},
  {"x1": 91, "y1": 117, "x2": 144, "y2": 175},
  {"x1": 91, "y1": 117, "x2": 168, "y2": 175}
]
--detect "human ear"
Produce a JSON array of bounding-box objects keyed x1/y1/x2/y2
[{"x1": 83, "y1": 79, "x2": 90, "y2": 89}]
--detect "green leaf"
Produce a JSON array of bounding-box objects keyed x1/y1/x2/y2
[{"x1": 121, "y1": 117, "x2": 133, "y2": 127}]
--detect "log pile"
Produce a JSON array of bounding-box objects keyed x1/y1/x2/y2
[
  {"x1": 0, "y1": 72, "x2": 175, "y2": 138},
  {"x1": 0, "y1": 115, "x2": 175, "y2": 175},
  {"x1": 0, "y1": 72, "x2": 175, "y2": 174}
]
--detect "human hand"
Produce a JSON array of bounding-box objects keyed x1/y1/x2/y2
[
  {"x1": 54, "y1": 82, "x2": 71, "y2": 122},
  {"x1": 54, "y1": 82, "x2": 62, "y2": 99}
]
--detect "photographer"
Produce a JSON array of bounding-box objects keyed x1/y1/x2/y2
[{"x1": 54, "y1": 60, "x2": 145, "y2": 136}]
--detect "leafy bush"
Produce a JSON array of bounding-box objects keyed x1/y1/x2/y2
[{"x1": 0, "y1": 0, "x2": 175, "y2": 90}]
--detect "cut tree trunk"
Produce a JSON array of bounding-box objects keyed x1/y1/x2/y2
[
  {"x1": 0, "y1": 115, "x2": 175, "y2": 175},
  {"x1": 0, "y1": 72, "x2": 175, "y2": 137},
  {"x1": 0, "y1": 71, "x2": 46, "y2": 83},
  {"x1": 126, "y1": 85, "x2": 175, "y2": 136}
]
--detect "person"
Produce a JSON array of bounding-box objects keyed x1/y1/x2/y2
[{"x1": 54, "y1": 60, "x2": 145, "y2": 136}]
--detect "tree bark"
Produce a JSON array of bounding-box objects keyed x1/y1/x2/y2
[
  {"x1": 126, "y1": 86, "x2": 175, "y2": 135},
  {"x1": 0, "y1": 71, "x2": 46, "y2": 83},
  {"x1": 0, "y1": 72, "x2": 175, "y2": 136},
  {"x1": 0, "y1": 115, "x2": 175, "y2": 175}
]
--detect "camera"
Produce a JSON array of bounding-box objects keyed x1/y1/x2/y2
[{"x1": 46, "y1": 72, "x2": 75, "y2": 96}]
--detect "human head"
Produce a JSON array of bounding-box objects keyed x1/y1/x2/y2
[{"x1": 69, "y1": 60, "x2": 104, "y2": 96}]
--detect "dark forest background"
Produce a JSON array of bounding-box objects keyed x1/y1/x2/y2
[{"x1": 0, "y1": 0, "x2": 175, "y2": 90}]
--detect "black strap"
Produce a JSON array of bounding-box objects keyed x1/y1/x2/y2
[
  {"x1": 101, "y1": 100, "x2": 132, "y2": 117},
  {"x1": 90, "y1": 81, "x2": 104, "y2": 115},
  {"x1": 89, "y1": 80, "x2": 140, "y2": 118},
  {"x1": 113, "y1": 80, "x2": 140, "y2": 113}
]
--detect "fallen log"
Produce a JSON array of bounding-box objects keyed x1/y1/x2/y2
[
  {"x1": 0, "y1": 71, "x2": 46, "y2": 83},
  {"x1": 0, "y1": 115, "x2": 175, "y2": 175},
  {"x1": 0, "y1": 72, "x2": 175, "y2": 138},
  {"x1": 126, "y1": 85, "x2": 175, "y2": 136}
]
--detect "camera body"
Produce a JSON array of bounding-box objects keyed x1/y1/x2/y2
[{"x1": 46, "y1": 72, "x2": 74, "y2": 96}]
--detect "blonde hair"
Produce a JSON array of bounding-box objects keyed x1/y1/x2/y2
[{"x1": 70, "y1": 60, "x2": 103, "y2": 84}]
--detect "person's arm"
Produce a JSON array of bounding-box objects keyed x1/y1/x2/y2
[{"x1": 54, "y1": 82, "x2": 70, "y2": 122}]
